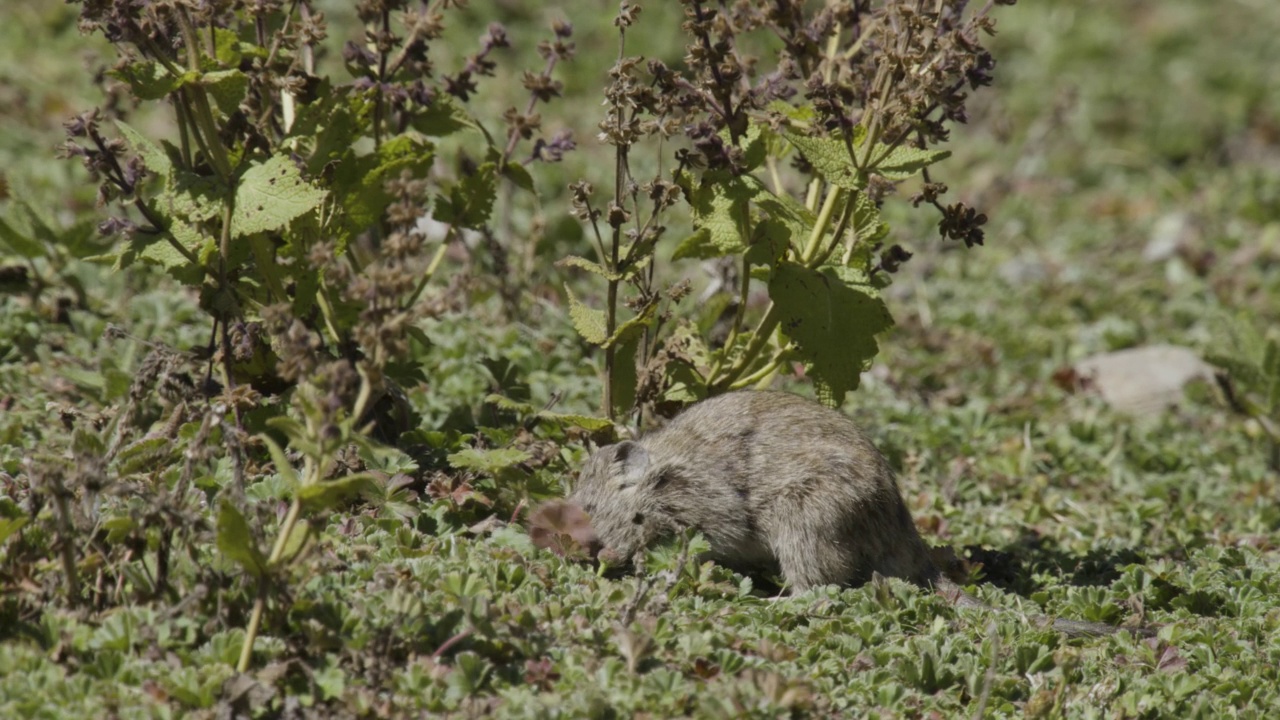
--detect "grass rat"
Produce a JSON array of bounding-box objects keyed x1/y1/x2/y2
[{"x1": 569, "y1": 390, "x2": 1144, "y2": 637}]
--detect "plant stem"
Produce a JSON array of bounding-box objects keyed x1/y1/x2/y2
[
  {"x1": 603, "y1": 23, "x2": 629, "y2": 420},
  {"x1": 236, "y1": 497, "x2": 303, "y2": 672},
  {"x1": 49, "y1": 477, "x2": 81, "y2": 605}
]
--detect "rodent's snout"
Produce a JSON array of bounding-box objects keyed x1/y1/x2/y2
[{"x1": 527, "y1": 499, "x2": 605, "y2": 562}]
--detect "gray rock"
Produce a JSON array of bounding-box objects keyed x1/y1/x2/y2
[{"x1": 1073, "y1": 344, "x2": 1214, "y2": 415}]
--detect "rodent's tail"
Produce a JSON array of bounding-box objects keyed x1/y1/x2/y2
[{"x1": 931, "y1": 576, "x2": 1155, "y2": 639}]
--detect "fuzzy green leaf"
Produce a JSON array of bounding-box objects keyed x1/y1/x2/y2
[
  {"x1": 93, "y1": 231, "x2": 199, "y2": 273},
  {"x1": 0, "y1": 516, "x2": 28, "y2": 546},
  {"x1": 682, "y1": 171, "x2": 807, "y2": 261},
  {"x1": 1264, "y1": 338, "x2": 1280, "y2": 379},
  {"x1": 231, "y1": 155, "x2": 327, "y2": 237},
  {"x1": 610, "y1": 332, "x2": 641, "y2": 419},
  {"x1": 557, "y1": 255, "x2": 619, "y2": 281},
  {"x1": 447, "y1": 447, "x2": 531, "y2": 474},
  {"x1": 304, "y1": 98, "x2": 369, "y2": 176},
  {"x1": 202, "y1": 69, "x2": 249, "y2": 116},
  {"x1": 276, "y1": 519, "x2": 313, "y2": 566},
  {"x1": 564, "y1": 286, "x2": 607, "y2": 345},
  {"x1": 604, "y1": 302, "x2": 657, "y2": 349},
  {"x1": 115, "y1": 436, "x2": 173, "y2": 476},
  {"x1": 434, "y1": 162, "x2": 496, "y2": 230},
  {"x1": 161, "y1": 171, "x2": 226, "y2": 223},
  {"x1": 671, "y1": 228, "x2": 720, "y2": 261},
  {"x1": 769, "y1": 262, "x2": 894, "y2": 405},
  {"x1": 216, "y1": 501, "x2": 267, "y2": 579},
  {"x1": 683, "y1": 171, "x2": 755, "y2": 256},
  {"x1": 0, "y1": 215, "x2": 43, "y2": 259},
  {"x1": 259, "y1": 434, "x2": 300, "y2": 489},
  {"x1": 110, "y1": 61, "x2": 193, "y2": 100},
  {"x1": 535, "y1": 412, "x2": 615, "y2": 432},
  {"x1": 1205, "y1": 354, "x2": 1265, "y2": 393},
  {"x1": 843, "y1": 191, "x2": 888, "y2": 267},
  {"x1": 333, "y1": 136, "x2": 434, "y2": 232},
  {"x1": 502, "y1": 161, "x2": 535, "y2": 193},
  {"x1": 485, "y1": 393, "x2": 535, "y2": 415},
  {"x1": 115, "y1": 121, "x2": 173, "y2": 176},
  {"x1": 873, "y1": 145, "x2": 951, "y2": 181},
  {"x1": 782, "y1": 130, "x2": 866, "y2": 190},
  {"x1": 412, "y1": 95, "x2": 477, "y2": 137},
  {"x1": 299, "y1": 474, "x2": 376, "y2": 512}
]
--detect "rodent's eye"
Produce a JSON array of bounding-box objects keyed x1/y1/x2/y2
[{"x1": 631, "y1": 512, "x2": 644, "y2": 525}]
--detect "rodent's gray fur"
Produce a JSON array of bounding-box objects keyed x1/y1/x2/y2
[{"x1": 570, "y1": 390, "x2": 1140, "y2": 638}]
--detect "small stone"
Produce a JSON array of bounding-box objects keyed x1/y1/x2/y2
[{"x1": 1072, "y1": 344, "x2": 1214, "y2": 416}]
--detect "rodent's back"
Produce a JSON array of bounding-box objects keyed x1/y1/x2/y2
[{"x1": 637, "y1": 391, "x2": 937, "y2": 588}]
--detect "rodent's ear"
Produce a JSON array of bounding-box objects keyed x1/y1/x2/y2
[{"x1": 612, "y1": 441, "x2": 650, "y2": 487}]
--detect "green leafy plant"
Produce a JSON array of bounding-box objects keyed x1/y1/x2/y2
[
  {"x1": 49, "y1": 0, "x2": 576, "y2": 674},
  {"x1": 1206, "y1": 314, "x2": 1280, "y2": 471},
  {"x1": 566, "y1": 0, "x2": 1011, "y2": 418}
]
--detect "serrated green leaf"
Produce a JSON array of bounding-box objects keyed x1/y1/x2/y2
[
  {"x1": 231, "y1": 155, "x2": 327, "y2": 237},
  {"x1": 769, "y1": 262, "x2": 893, "y2": 405},
  {"x1": 0, "y1": 215, "x2": 43, "y2": 259},
  {"x1": 1205, "y1": 354, "x2": 1265, "y2": 393},
  {"x1": 842, "y1": 191, "x2": 887, "y2": 267},
  {"x1": 168, "y1": 217, "x2": 212, "y2": 259},
  {"x1": 275, "y1": 519, "x2": 313, "y2": 566},
  {"x1": 485, "y1": 393, "x2": 536, "y2": 414},
  {"x1": 158, "y1": 170, "x2": 226, "y2": 223},
  {"x1": 434, "y1": 162, "x2": 496, "y2": 230},
  {"x1": 681, "y1": 171, "x2": 813, "y2": 263},
  {"x1": 109, "y1": 61, "x2": 192, "y2": 100},
  {"x1": 0, "y1": 516, "x2": 29, "y2": 546},
  {"x1": 535, "y1": 412, "x2": 615, "y2": 432},
  {"x1": 565, "y1": 286, "x2": 607, "y2": 345},
  {"x1": 671, "y1": 228, "x2": 720, "y2": 261},
  {"x1": 557, "y1": 255, "x2": 619, "y2": 281},
  {"x1": 202, "y1": 69, "x2": 249, "y2": 116},
  {"x1": 103, "y1": 515, "x2": 137, "y2": 543},
  {"x1": 743, "y1": 218, "x2": 791, "y2": 268},
  {"x1": 683, "y1": 171, "x2": 756, "y2": 256},
  {"x1": 662, "y1": 358, "x2": 708, "y2": 405},
  {"x1": 873, "y1": 144, "x2": 951, "y2": 181},
  {"x1": 259, "y1": 434, "x2": 300, "y2": 489},
  {"x1": 782, "y1": 130, "x2": 865, "y2": 190},
  {"x1": 719, "y1": 121, "x2": 767, "y2": 172},
  {"x1": 333, "y1": 136, "x2": 434, "y2": 233},
  {"x1": 71, "y1": 427, "x2": 106, "y2": 457},
  {"x1": 115, "y1": 436, "x2": 173, "y2": 476},
  {"x1": 115, "y1": 121, "x2": 172, "y2": 176},
  {"x1": 502, "y1": 161, "x2": 535, "y2": 193},
  {"x1": 299, "y1": 474, "x2": 375, "y2": 511},
  {"x1": 447, "y1": 447, "x2": 531, "y2": 474},
  {"x1": 95, "y1": 230, "x2": 199, "y2": 273},
  {"x1": 767, "y1": 101, "x2": 818, "y2": 125},
  {"x1": 304, "y1": 97, "x2": 369, "y2": 175},
  {"x1": 216, "y1": 501, "x2": 267, "y2": 578},
  {"x1": 1263, "y1": 338, "x2": 1280, "y2": 378},
  {"x1": 610, "y1": 332, "x2": 640, "y2": 419},
  {"x1": 412, "y1": 95, "x2": 478, "y2": 137},
  {"x1": 213, "y1": 28, "x2": 243, "y2": 65},
  {"x1": 604, "y1": 302, "x2": 657, "y2": 349}
]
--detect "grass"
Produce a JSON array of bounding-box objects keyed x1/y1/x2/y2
[{"x1": 2, "y1": 0, "x2": 1280, "y2": 717}]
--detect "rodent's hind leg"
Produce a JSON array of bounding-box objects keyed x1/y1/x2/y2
[{"x1": 769, "y1": 530, "x2": 860, "y2": 593}]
